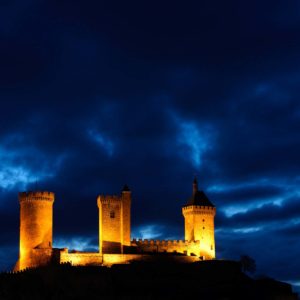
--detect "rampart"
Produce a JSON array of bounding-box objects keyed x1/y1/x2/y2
[
  {"x1": 131, "y1": 239, "x2": 201, "y2": 256},
  {"x1": 182, "y1": 205, "x2": 216, "y2": 215},
  {"x1": 19, "y1": 191, "x2": 55, "y2": 202},
  {"x1": 102, "y1": 254, "x2": 200, "y2": 266},
  {"x1": 59, "y1": 249, "x2": 103, "y2": 266}
]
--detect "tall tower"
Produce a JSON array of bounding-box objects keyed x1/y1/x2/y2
[
  {"x1": 16, "y1": 191, "x2": 55, "y2": 270},
  {"x1": 182, "y1": 178, "x2": 216, "y2": 259},
  {"x1": 97, "y1": 185, "x2": 131, "y2": 254}
]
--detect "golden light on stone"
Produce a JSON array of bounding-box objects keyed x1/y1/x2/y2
[
  {"x1": 14, "y1": 181, "x2": 216, "y2": 271},
  {"x1": 16, "y1": 192, "x2": 55, "y2": 271}
]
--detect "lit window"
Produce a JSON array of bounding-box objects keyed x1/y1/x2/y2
[{"x1": 110, "y1": 211, "x2": 115, "y2": 218}]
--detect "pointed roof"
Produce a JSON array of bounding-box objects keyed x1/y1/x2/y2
[
  {"x1": 184, "y1": 177, "x2": 215, "y2": 207},
  {"x1": 122, "y1": 184, "x2": 130, "y2": 192},
  {"x1": 186, "y1": 190, "x2": 215, "y2": 207}
]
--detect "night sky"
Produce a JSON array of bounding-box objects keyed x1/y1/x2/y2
[{"x1": 1, "y1": 0, "x2": 300, "y2": 292}]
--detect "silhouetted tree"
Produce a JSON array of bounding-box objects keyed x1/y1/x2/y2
[{"x1": 239, "y1": 255, "x2": 256, "y2": 274}]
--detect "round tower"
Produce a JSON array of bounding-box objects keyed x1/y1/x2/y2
[
  {"x1": 18, "y1": 191, "x2": 55, "y2": 270},
  {"x1": 182, "y1": 178, "x2": 216, "y2": 259}
]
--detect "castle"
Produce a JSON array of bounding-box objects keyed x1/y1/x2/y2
[{"x1": 14, "y1": 178, "x2": 216, "y2": 271}]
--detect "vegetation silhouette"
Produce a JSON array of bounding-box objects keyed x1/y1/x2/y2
[
  {"x1": 0, "y1": 260, "x2": 297, "y2": 300},
  {"x1": 239, "y1": 255, "x2": 256, "y2": 274}
]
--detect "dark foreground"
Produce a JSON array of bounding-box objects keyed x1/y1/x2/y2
[{"x1": 0, "y1": 260, "x2": 297, "y2": 300}]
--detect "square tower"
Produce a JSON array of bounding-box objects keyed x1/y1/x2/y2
[
  {"x1": 97, "y1": 185, "x2": 131, "y2": 254},
  {"x1": 182, "y1": 178, "x2": 216, "y2": 259}
]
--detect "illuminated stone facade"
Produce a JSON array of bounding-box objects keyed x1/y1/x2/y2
[
  {"x1": 14, "y1": 179, "x2": 216, "y2": 271},
  {"x1": 97, "y1": 186, "x2": 131, "y2": 254},
  {"x1": 15, "y1": 192, "x2": 55, "y2": 271},
  {"x1": 182, "y1": 177, "x2": 216, "y2": 259},
  {"x1": 131, "y1": 239, "x2": 202, "y2": 256}
]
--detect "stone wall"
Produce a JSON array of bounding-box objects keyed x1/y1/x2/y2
[
  {"x1": 102, "y1": 254, "x2": 200, "y2": 266},
  {"x1": 59, "y1": 250, "x2": 103, "y2": 266},
  {"x1": 131, "y1": 239, "x2": 201, "y2": 256}
]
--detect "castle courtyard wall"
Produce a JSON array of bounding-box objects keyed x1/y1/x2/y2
[
  {"x1": 59, "y1": 250, "x2": 103, "y2": 266},
  {"x1": 131, "y1": 239, "x2": 201, "y2": 257}
]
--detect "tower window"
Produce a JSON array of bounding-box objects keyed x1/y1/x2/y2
[
  {"x1": 203, "y1": 219, "x2": 205, "y2": 222},
  {"x1": 110, "y1": 211, "x2": 115, "y2": 218},
  {"x1": 203, "y1": 227, "x2": 205, "y2": 230}
]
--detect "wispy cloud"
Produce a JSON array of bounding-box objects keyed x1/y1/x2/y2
[
  {"x1": 54, "y1": 236, "x2": 98, "y2": 252},
  {"x1": 170, "y1": 113, "x2": 214, "y2": 168},
  {"x1": 0, "y1": 144, "x2": 64, "y2": 191},
  {"x1": 132, "y1": 224, "x2": 165, "y2": 240},
  {"x1": 87, "y1": 129, "x2": 114, "y2": 157}
]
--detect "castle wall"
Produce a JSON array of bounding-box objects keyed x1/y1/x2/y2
[
  {"x1": 59, "y1": 250, "x2": 103, "y2": 266},
  {"x1": 58, "y1": 251, "x2": 200, "y2": 267},
  {"x1": 18, "y1": 192, "x2": 54, "y2": 271},
  {"x1": 132, "y1": 239, "x2": 201, "y2": 257},
  {"x1": 102, "y1": 254, "x2": 200, "y2": 266}
]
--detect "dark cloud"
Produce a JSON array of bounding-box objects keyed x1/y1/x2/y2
[
  {"x1": 210, "y1": 184, "x2": 286, "y2": 206},
  {"x1": 222, "y1": 196, "x2": 300, "y2": 227},
  {"x1": 0, "y1": 0, "x2": 299, "y2": 293}
]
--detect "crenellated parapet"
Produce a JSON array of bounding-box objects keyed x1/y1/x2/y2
[
  {"x1": 182, "y1": 205, "x2": 216, "y2": 216},
  {"x1": 97, "y1": 195, "x2": 122, "y2": 207},
  {"x1": 132, "y1": 239, "x2": 200, "y2": 246},
  {"x1": 59, "y1": 249, "x2": 103, "y2": 266},
  {"x1": 19, "y1": 191, "x2": 55, "y2": 203},
  {"x1": 131, "y1": 239, "x2": 201, "y2": 256}
]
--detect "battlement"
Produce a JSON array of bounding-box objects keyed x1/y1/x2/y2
[
  {"x1": 131, "y1": 239, "x2": 201, "y2": 256},
  {"x1": 97, "y1": 195, "x2": 122, "y2": 206},
  {"x1": 132, "y1": 239, "x2": 200, "y2": 246},
  {"x1": 19, "y1": 191, "x2": 55, "y2": 203},
  {"x1": 182, "y1": 205, "x2": 216, "y2": 216},
  {"x1": 59, "y1": 249, "x2": 103, "y2": 266},
  {"x1": 182, "y1": 205, "x2": 216, "y2": 211}
]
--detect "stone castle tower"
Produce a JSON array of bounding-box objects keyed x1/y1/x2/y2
[
  {"x1": 16, "y1": 191, "x2": 55, "y2": 270},
  {"x1": 97, "y1": 185, "x2": 131, "y2": 254},
  {"x1": 182, "y1": 177, "x2": 216, "y2": 259}
]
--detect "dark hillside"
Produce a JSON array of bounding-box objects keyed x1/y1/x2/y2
[{"x1": 0, "y1": 260, "x2": 297, "y2": 300}]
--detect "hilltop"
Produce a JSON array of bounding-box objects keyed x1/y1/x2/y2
[{"x1": 0, "y1": 260, "x2": 297, "y2": 300}]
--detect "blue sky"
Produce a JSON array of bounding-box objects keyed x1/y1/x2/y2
[{"x1": 0, "y1": 0, "x2": 300, "y2": 294}]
